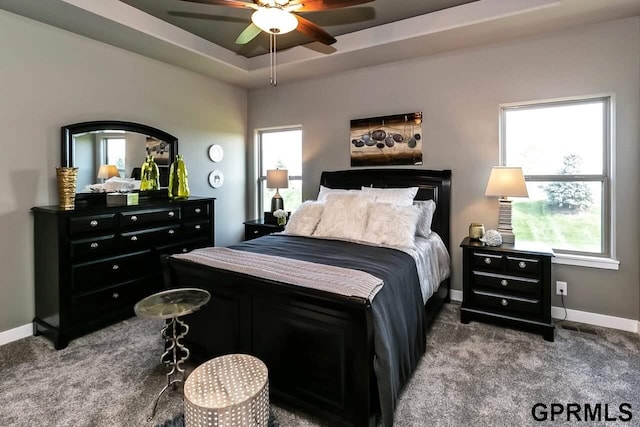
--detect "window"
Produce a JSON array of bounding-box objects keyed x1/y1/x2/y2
[
  {"x1": 501, "y1": 96, "x2": 611, "y2": 257},
  {"x1": 258, "y1": 128, "x2": 302, "y2": 213},
  {"x1": 105, "y1": 137, "x2": 126, "y2": 177}
]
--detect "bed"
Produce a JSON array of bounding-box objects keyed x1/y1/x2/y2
[{"x1": 163, "y1": 168, "x2": 452, "y2": 427}]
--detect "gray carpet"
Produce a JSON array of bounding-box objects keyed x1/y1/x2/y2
[{"x1": 1, "y1": 303, "x2": 638, "y2": 426}]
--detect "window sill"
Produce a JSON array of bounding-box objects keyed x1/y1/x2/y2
[{"x1": 552, "y1": 253, "x2": 619, "y2": 270}]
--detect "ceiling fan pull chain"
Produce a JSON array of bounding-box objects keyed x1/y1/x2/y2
[{"x1": 270, "y1": 33, "x2": 277, "y2": 86}]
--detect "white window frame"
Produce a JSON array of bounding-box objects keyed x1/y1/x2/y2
[
  {"x1": 500, "y1": 94, "x2": 619, "y2": 270},
  {"x1": 256, "y1": 126, "x2": 303, "y2": 214}
]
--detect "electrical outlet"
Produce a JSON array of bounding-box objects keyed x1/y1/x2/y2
[{"x1": 556, "y1": 281, "x2": 568, "y2": 296}]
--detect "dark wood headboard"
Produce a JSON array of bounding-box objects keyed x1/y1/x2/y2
[{"x1": 319, "y1": 169, "x2": 452, "y2": 252}]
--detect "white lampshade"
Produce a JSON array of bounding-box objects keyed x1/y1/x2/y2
[
  {"x1": 97, "y1": 164, "x2": 119, "y2": 179},
  {"x1": 485, "y1": 167, "x2": 528, "y2": 198},
  {"x1": 266, "y1": 169, "x2": 288, "y2": 189},
  {"x1": 251, "y1": 8, "x2": 298, "y2": 34}
]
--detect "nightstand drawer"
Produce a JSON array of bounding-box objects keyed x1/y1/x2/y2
[
  {"x1": 506, "y1": 256, "x2": 540, "y2": 275},
  {"x1": 472, "y1": 271, "x2": 539, "y2": 297},
  {"x1": 472, "y1": 290, "x2": 541, "y2": 318},
  {"x1": 472, "y1": 252, "x2": 504, "y2": 271},
  {"x1": 245, "y1": 225, "x2": 274, "y2": 240}
]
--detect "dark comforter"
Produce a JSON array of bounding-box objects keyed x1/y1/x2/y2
[{"x1": 230, "y1": 234, "x2": 427, "y2": 426}]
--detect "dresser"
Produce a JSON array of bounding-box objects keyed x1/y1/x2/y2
[
  {"x1": 32, "y1": 197, "x2": 215, "y2": 349},
  {"x1": 243, "y1": 219, "x2": 285, "y2": 241},
  {"x1": 459, "y1": 237, "x2": 555, "y2": 341}
]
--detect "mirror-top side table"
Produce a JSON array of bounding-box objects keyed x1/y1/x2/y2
[{"x1": 135, "y1": 287, "x2": 211, "y2": 421}]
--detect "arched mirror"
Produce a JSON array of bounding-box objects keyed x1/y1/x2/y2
[{"x1": 61, "y1": 121, "x2": 178, "y2": 193}]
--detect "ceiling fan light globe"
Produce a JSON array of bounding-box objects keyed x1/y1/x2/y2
[{"x1": 251, "y1": 8, "x2": 298, "y2": 34}]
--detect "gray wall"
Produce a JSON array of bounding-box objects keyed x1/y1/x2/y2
[
  {"x1": 0, "y1": 9, "x2": 247, "y2": 333},
  {"x1": 248, "y1": 17, "x2": 640, "y2": 321}
]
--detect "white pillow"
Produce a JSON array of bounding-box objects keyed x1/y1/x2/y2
[
  {"x1": 283, "y1": 201, "x2": 324, "y2": 236},
  {"x1": 317, "y1": 185, "x2": 362, "y2": 202},
  {"x1": 361, "y1": 203, "x2": 420, "y2": 247},
  {"x1": 360, "y1": 186, "x2": 418, "y2": 206},
  {"x1": 313, "y1": 194, "x2": 370, "y2": 241},
  {"x1": 414, "y1": 199, "x2": 436, "y2": 237}
]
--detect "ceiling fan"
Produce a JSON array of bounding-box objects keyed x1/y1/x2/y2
[{"x1": 178, "y1": 0, "x2": 374, "y2": 46}]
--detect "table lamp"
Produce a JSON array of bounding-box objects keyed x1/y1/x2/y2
[
  {"x1": 97, "y1": 164, "x2": 120, "y2": 182},
  {"x1": 485, "y1": 166, "x2": 528, "y2": 244},
  {"x1": 266, "y1": 169, "x2": 288, "y2": 212}
]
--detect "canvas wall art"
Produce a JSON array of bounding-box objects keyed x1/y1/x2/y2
[{"x1": 350, "y1": 112, "x2": 423, "y2": 166}]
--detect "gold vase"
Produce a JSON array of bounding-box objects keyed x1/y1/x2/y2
[{"x1": 56, "y1": 167, "x2": 78, "y2": 210}]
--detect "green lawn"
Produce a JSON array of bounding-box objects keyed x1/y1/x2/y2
[{"x1": 512, "y1": 200, "x2": 601, "y2": 252}]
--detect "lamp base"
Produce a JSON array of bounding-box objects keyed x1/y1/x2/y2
[
  {"x1": 270, "y1": 192, "x2": 284, "y2": 212},
  {"x1": 497, "y1": 198, "x2": 516, "y2": 244}
]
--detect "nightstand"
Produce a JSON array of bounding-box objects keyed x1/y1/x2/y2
[
  {"x1": 243, "y1": 219, "x2": 285, "y2": 241},
  {"x1": 459, "y1": 237, "x2": 555, "y2": 341}
]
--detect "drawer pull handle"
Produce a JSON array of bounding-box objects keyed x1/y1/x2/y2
[
  {"x1": 168, "y1": 229, "x2": 175, "y2": 235},
  {"x1": 484, "y1": 257, "x2": 492, "y2": 265},
  {"x1": 112, "y1": 264, "x2": 119, "y2": 271},
  {"x1": 130, "y1": 216, "x2": 138, "y2": 222},
  {"x1": 519, "y1": 261, "x2": 527, "y2": 268},
  {"x1": 130, "y1": 236, "x2": 138, "y2": 241},
  {"x1": 168, "y1": 211, "x2": 175, "y2": 218},
  {"x1": 90, "y1": 220, "x2": 98, "y2": 227},
  {"x1": 112, "y1": 292, "x2": 119, "y2": 299},
  {"x1": 253, "y1": 230, "x2": 259, "y2": 234},
  {"x1": 90, "y1": 242, "x2": 99, "y2": 249},
  {"x1": 182, "y1": 248, "x2": 188, "y2": 253},
  {"x1": 501, "y1": 299, "x2": 508, "y2": 306},
  {"x1": 501, "y1": 279, "x2": 508, "y2": 287},
  {"x1": 195, "y1": 225, "x2": 201, "y2": 230},
  {"x1": 195, "y1": 208, "x2": 201, "y2": 214}
]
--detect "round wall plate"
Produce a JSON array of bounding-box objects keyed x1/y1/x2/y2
[
  {"x1": 208, "y1": 170, "x2": 224, "y2": 188},
  {"x1": 208, "y1": 144, "x2": 224, "y2": 162}
]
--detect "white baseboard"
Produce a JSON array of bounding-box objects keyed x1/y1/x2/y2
[
  {"x1": 450, "y1": 289, "x2": 463, "y2": 302},
  {"x1": 448, "y1": 289, "x2": 638, "y2": 334},
  {"x1": 0, "y1": 323, "x2": 33, "y2": 346},
  {"x1": 551, "y1": 306, "x2": 639, "y2": 333}
]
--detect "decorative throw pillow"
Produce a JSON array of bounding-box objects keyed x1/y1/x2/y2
[
  {"x1": 317, "y1": 185, "x2": 362, "y2": 202},
  {"x1": 360, "y1": 186, "x2": 419, "y2": 206},
  {"x1": 283, "y1": 201, "x2": 324, "y2": 236},
  {"x1": 313, "y1": 194, "x2": 370, "y2": 241},
  {"x1": 361, "y1": 203, "x2": 420, "y2": 247},
  {"x1": 414, "y1": 199, "x2": 436, "y2": 237}
]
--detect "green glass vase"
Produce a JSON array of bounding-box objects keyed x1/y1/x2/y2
[
  {"x1": 169, "y1": 154, "x2": 189, "y2": 200},
  {"x1": 139, "y1": 155, "x2": 160, "y2": 191}
]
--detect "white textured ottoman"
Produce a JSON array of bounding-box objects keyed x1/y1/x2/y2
[{"x1": 184, "y1": 354, "x2": 269, "y2": 427}]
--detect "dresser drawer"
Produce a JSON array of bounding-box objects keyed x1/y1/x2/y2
[
  {"x1": 121, "y1": 208, "x2": 180, "y2": 228},
  {"x1": 472, "y1": 290, "x2": 541, "y2": 318},
  {"x1": 183, "y1": 203, "x2": 210, "y2": 219},
  {"x1": 120, "y1": 225, "x2": 182, "y2": 250},
  {"x1": 71, "y1": 251, "x2": 153, "y2": 292},
  {"x1": 72, "y1": 278, "x2": 155, "y2": 321},
  {"x1": 184, "y1": 219, "x2": 210, "y2": 237},
  {"x1": 506, "y1": 256, "x2": 540, "y2": 276},
  {"x1": 472, "y1": 271, "x2": 540, "y2": 297},
  {"x1": 156, "y1": 238, "x2": 210, "y2": 256},
  {"x1": 70, "y1": 234, "x2": 116, "y2": 259},
  {"x1": 69, "y1": 214, "x2": 116, "y2": 235},
  {"x1": 472, "y1": 252, "x2": 504, "y2": 271}
]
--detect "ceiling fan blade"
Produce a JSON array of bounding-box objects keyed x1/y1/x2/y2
[
  {"x1": 295, "y1": 14, "x2": 336, "y2": 45},
  {"x1": 292, "y1": 0, "x2": 374, "y2": 12},
  {"x1": 235, "y1": 23, "x2": 262, "y2": 44},
  {"x1": 178, "y1": 0, "x2": 258, "y2": 10}
]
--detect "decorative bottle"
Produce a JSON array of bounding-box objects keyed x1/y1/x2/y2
[
  {"x1": 169, "y1": 154, "x2": 189, "y2": 200},
  {"x1": 140, "y1": 155, "x2": 160, "y2": 191}
]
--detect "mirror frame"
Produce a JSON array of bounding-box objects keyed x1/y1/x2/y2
[
  {"x1": 61, "y1": 121, "x2": 179, "y2": 205},
  {"x1": 61, "y1": 120, "x2": 178, "y2": 168}
]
